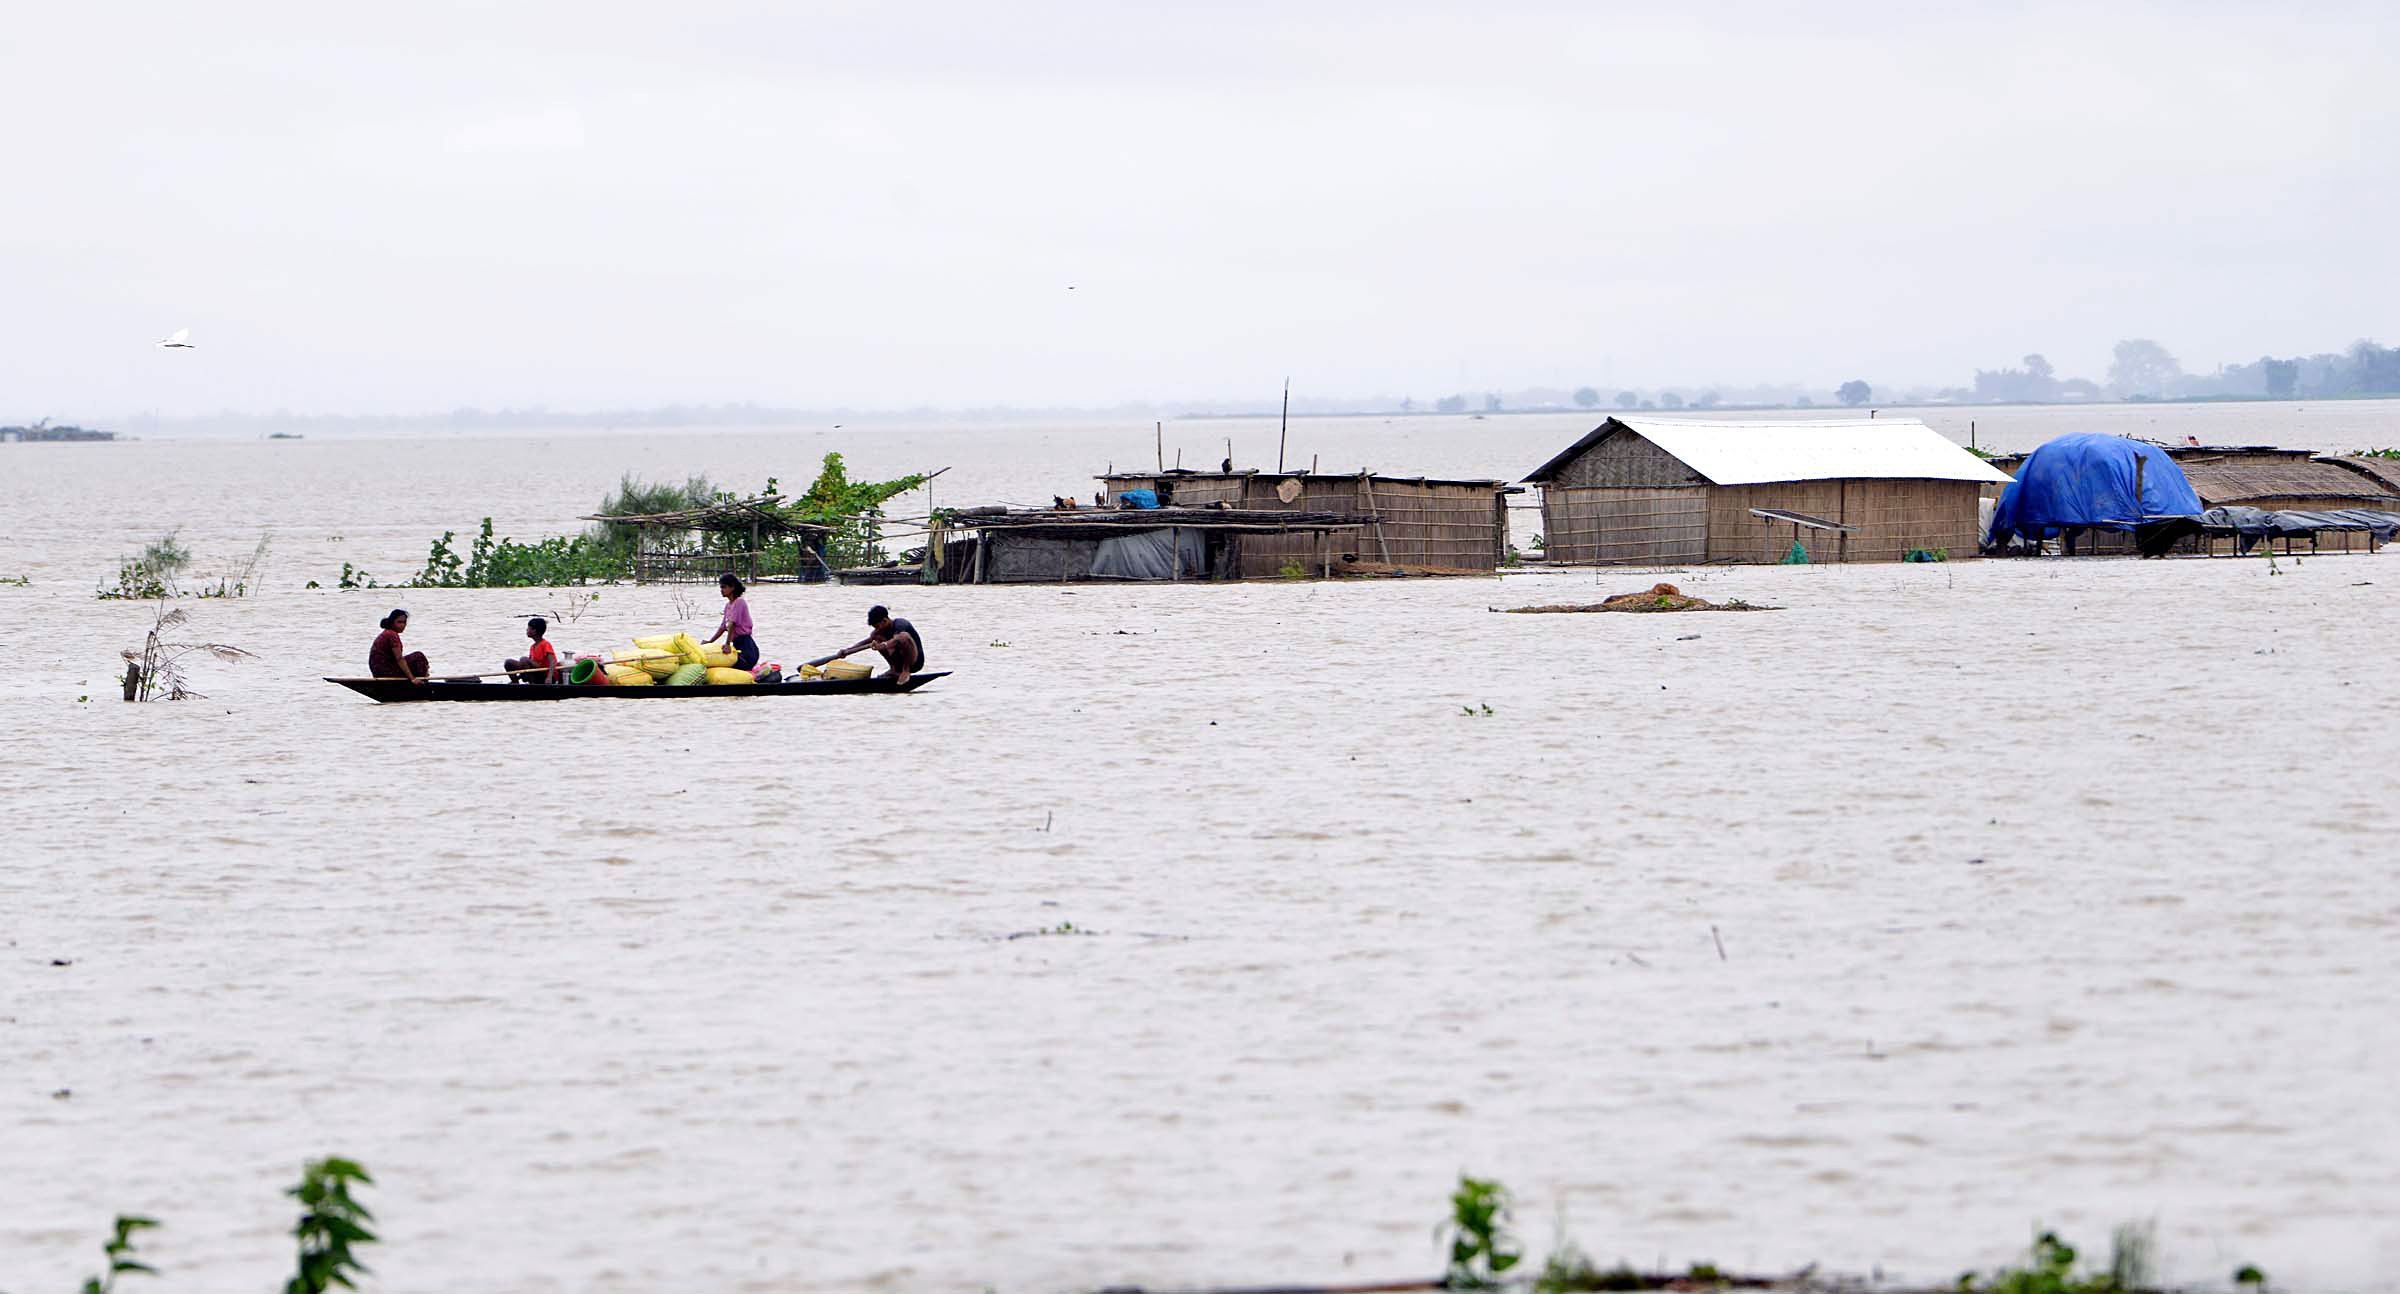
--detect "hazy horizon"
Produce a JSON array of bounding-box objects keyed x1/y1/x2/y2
[{"x1": 3, "y1": 1, "x2": 2392, "y2": 419}]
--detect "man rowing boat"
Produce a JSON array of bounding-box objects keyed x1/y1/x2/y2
[{"x1": 811, "y1": 604, "x2": 924, "y2": 685}]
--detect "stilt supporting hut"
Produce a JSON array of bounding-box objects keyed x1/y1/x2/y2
[
  {"x1": 1096, "y1": 470, "x2": 1514, "y2": 575},
  {"x1": 580, "y1": 497, "x2": 834, "y2": 583},
  {"x1": 934, "y1": 506, "x2": 1366, "y2": 583}
]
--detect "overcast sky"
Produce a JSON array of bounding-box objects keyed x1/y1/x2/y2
[{"x1": 1, "y1": 1, "x2": 2391, "y2": 418}]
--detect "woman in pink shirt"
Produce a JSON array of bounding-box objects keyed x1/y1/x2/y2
[{"x1": 702, "y1": 574, "x2": 759, "y2": 672}]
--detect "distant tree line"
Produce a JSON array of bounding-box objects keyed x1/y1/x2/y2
[{"x1": 1953, "y1": 337, "x2": 2400, "y2": 404}]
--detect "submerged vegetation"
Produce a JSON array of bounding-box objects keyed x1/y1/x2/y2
[
  {"x1": 119, "y1": 604, "x2": 254, "y2": 701},
  {"x1": 1440, "y1": 1176, "x2": 1522, "y2": 1289},
  {"x1": 96, "y1": 534, "x2": 190, "y2": 600},
  {"x1": 98, "y1": 531, "x2": 270, "y2": 600},
  {"x1": 324, "y1": 453, "x2": 930, "y2": 588},
  {"x1": 1418, "y1": 1176, "x2": 2258, "y2": 1294},
  {"x1": 285, "y1": 1157, "x2": 377, "y2": 1294},
  {"x1": 35, "y1": 1158, "x2": 373, "y2": 1294},
  {"x1": 74, "y1": 1214, "x2": 158, "y2": 1294}
]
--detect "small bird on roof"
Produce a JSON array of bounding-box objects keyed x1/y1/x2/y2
[{"x1": 157, "y1": 328, "x2": 194, "y2": 349}]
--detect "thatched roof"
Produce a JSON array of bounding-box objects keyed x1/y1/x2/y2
[
  {"x1": 2329, "y1": 455, "x2": 2400, "y2": 494},
  {"x1": 2168, "y1": 451, "x2": 2400, "y2": 505},
  {"x1": 581, "y1": 497, "x2": 832, "y2": 534}
]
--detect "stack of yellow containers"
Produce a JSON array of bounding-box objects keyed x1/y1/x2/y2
[{"x1": 619, "y1": 632, "x2": 755, "y2": 686}]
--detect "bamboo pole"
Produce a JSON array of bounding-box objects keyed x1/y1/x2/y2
[{"x1": 1278, "y1": 377, "x2": 1289, "y2": 472}]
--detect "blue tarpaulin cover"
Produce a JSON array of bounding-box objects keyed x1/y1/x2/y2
[
  {"x1": 1117, "y1": 488, "x2": 1161, "y2": 509},
  {"x1": 1988, "y1": 434, "x2": 2203, "y2": 544}
]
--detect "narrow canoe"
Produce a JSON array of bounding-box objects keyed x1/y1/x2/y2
[{"x1": 325, "y1": 671, "x2": 949, "y2": 704}]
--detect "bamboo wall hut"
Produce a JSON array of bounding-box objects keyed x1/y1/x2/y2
[
  {"x1": 1523, "y1": 417, "x2": 2012, "y2": 565},
  {"x1": 1097, "y1": 470, "x2": 1512, "y2": 575},
  {"x1": 579, "y1": 498, "x2": 833, "y2": 582},
  {"x1": 932, "y1": 506, "x2": 1365, "y2": 583}
]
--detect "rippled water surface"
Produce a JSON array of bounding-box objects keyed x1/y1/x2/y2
[{"x1": 5, "y1": 406, "x2": 2398, "y2": 1292}]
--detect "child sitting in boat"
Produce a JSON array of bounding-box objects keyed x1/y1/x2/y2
[
  {"x1": 505, "y1": 616, "x2": 561, "y2": 684},
  {"x1": 369, "y1": 609, "x2": 429, "y2": 684},
  {"x1": 701, "y1": 574, "x2": 761, "y2": 673}
]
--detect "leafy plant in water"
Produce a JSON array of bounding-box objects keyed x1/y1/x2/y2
[
  {"x1": 76, "y1": 1214, "x2": 159, "y2": 1294},
  {"x1": 97, "y1": 533, "x2": 191, "y2": 600},
  {"x1": 1439, "y1": 1175, "x2": 1521, "y2": 1289},
  {"x1": 0, "y1": 573, "x2": 29, "y2": 586},
  {"x1": 285, "y1": 1157, "x2": 376, "y2": 1294},
  {"x1": 776, "y1": 453, "x2": 931, "y2": 569},
  {"x1": 1278, "y1": 558, "x2": 1309, "y2": 579}
]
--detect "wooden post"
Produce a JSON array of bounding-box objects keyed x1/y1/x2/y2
[
  {"x1": 122, "y1": 660, "x2": 141, "y2": 702},
  {"x1": 1156, "y1": 422, "x2": 1163, "y2": 472},
  {"x1": 972, "y1": 532, "x2": 988, "y2": 584},
  {"x1": 1837, "y1": 479, "x2": 1849, "y2": 563},
  {"x1": 1278, "y1": 377, "x2": 1289, "y2": 472}
]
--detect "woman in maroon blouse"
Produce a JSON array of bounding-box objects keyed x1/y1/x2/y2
[{"x1": 369, "y1": 609, "x2": 429, "y2": 684}]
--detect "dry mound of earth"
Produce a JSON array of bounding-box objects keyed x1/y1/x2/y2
[{"x1": 1502, "y1": 582, "x2": 1780, "y2": 614}]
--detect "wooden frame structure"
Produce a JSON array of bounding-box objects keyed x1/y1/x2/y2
[
  {"x1": 1097, "y1": 470, "x2": 1514, "y2": 575},
  {"x1": 934, "y1": 506, "x2": 1366, "y2": 583},
  {"x1": 579, "y1": 497, "x2": 834, "y2": 583}
]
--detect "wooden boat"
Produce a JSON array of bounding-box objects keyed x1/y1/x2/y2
[{"x1": 325, "y1": 671, "x2": 949, "y2": 704}]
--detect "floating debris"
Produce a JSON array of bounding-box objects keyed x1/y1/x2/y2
[{"x1": 1500, "y1": 582, "x2": 1780, "y2": 614}]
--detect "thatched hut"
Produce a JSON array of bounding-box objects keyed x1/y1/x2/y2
[
  {"x1": 1097, "y1": 470, "x2": 1513, "y2": 575},
  {"x1": 1984, "y1": 445, "x2": 2400, "y2": 554},
  {"x1": 1523, "y1": 417, "x2": 2011, "y2": 565}
]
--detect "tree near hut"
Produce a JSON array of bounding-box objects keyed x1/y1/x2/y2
[
  {"x1": 1837, "y1": 379, "x2": 1872, "y2": 406},
  {"x1": 1658, "y1": 391, "x2": 1685, "y2": 410},
  {"x1": 1572, "y1": 386, "x2": 1600, "y2": 409},
  {"x1": 1614, "y1": 390, "x2": 1639, "y2": 409},
  {"x1": 1436, "y1": 394, "x2": 1467, "y2": 414}
]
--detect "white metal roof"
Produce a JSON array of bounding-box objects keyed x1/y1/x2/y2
[{"x1": 1539, "y1": 417, "x2": 2013, "y2": 486}]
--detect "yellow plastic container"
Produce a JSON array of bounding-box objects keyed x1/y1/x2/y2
[
  {"x1": 621, "y1": 639, "x2": 681, "y2": 678},
  {"x1": 705, "y1": 667, "x2": 755, "y2": 685}
]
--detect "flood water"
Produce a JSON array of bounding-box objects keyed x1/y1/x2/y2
[{"x1": 5, "y1": 403, "x2": 2398, "y2": 1292}]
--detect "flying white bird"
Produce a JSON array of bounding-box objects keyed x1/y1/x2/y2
[{"x1": 157, "y1": 328, "x2": 194, "y2": 349}]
